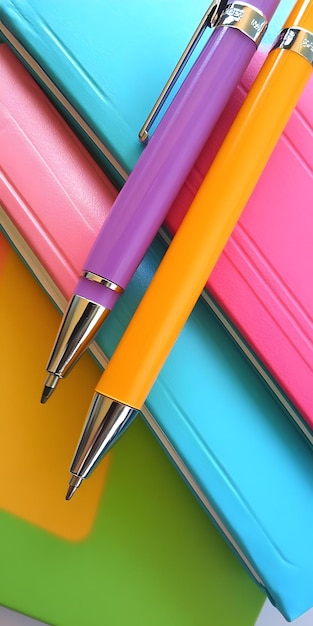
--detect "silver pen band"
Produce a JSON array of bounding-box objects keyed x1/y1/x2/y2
[
  {"x1": 272, "y1": 27, "x2": 313, "y2": 66},
  {"x1": 215, "y1": 2, "x2": 268, "y2": 46},
  {"x1": 83, "y1": 270, "x2": 124, "y2": 293},
  {"x1": 138, "y1": 0, "x2": 267, "y2": 142}
]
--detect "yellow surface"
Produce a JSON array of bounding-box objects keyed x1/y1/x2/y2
[
  {"x1": 96, "y1": 0, "x2": 313, "y2": 408},
  {"x1": 0, "y1": 235, "x2": 109, "y2": 540}
]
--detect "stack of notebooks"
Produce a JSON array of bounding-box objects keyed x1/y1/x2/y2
[{"x1": 1, "y1": 0, "x2": 313, "y2": 622}]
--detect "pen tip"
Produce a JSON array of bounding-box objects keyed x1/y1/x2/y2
[
  {"x1": 40, "y1": 385, "x2": 54, "y2": 404},
  {"x1": 40, "y1": 373, "x2": 60, "y2": 403},
  {"x1": 65, "y1": 475, "x2": 83, "y2": 501},
  {"x1": 65, "y1": 485, "x2": 76, "y2": 501}
]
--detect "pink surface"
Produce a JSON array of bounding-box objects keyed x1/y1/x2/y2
[
  {"x1": 166, "y1": 50, "x2": 313, "y2": 430},
  {"x1": 0, "y1": 45, "x2": 117, "y2": 300}
]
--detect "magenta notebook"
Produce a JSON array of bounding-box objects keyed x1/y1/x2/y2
[{"x1": 165, "y1": 49, "x2": 313, "y2": 441}]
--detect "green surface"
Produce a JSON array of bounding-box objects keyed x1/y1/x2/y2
[{"x1": 0, "y1": 417, "x2": 264, "y2": 626}]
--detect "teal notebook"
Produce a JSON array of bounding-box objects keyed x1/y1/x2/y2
[
  {"x1": 0, "y1": 0, "x2": 210, "y2": 186},
  {"x1": 0, "y1": 0, "x2": 292, "y2": 187}
]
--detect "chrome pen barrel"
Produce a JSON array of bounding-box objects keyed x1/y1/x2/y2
[
  {"x1": 41, "y1": 271, "x2": 123, "y2": 402},
  {"x1": 66, "y1": 394, "x2": 137, "y2": 499},
  {"x1": 70, "y1": 394, "x2": 138, "y2": 481}
]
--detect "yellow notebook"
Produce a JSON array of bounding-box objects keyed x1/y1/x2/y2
[{"x1": 0, "y1": 234, "x2": 109, "y2": 541}]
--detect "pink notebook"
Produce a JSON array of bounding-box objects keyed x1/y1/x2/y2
[
  {"x1": 165, "y1": 50, "x2": 313, "y2": 440},
  {"x1": 0, "y1": 44, "x2": 117, "y2": 305}
]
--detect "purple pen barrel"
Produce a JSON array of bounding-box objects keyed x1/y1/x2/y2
[
  {"x1": 42, "y1": 0, "x2": 280, "y2": 401},
  {"x1": 78, "y1": 0, "x2": 279, "y2": 303}
]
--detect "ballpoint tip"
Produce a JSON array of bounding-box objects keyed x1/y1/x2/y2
[
  {"x1": 65, "y1": 475, "x2": 83, "y2": 501},
  {"x1": 65, "y1": 485, "x2": 76, "y2": 501},
  {"x1": 40, "y1": 385, "x2": 54, "y2": 404},
  {"x1": 40, "y1": 373, "x2": 60, "y2": 403}
]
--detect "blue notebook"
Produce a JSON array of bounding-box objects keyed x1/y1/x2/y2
[
  {"x1": 0, "y1": 0, "x2": 292, "y2": 186},
  {"x1": 0, "y1": 0, "x2": 210, "y2": 186}
]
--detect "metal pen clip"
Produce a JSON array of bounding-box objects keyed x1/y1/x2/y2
[{"x1": 138, "y1": 0, "x2": 228, "y2": 142}]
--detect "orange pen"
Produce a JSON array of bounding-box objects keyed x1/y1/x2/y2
[{"x1": 66, "y1": 0, "x2": 313, "y2": 499}]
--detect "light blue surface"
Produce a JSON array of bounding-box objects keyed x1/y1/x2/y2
[
  {"x1": 0, "y1": 607, "x2": 48, "y2": 625},
  {"x1": 256, "y1": 600, "x2": 313, "y2": 626}
]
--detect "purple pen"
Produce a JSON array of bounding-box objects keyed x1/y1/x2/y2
[{"x1": 42, "y1": 0, "x2": 280, "y2": 402}]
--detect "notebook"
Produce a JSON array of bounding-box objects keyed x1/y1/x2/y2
[
  {"x1": 0, "y1": 0, "x2": 295, "y2": 188},
  {"x1": 0, "y1": 237, "x2": 265, "y2": 626},
  {"x1": 165, "y1": 46, "x2": 313, "y2": 443},
  {"x1": 2, "y1": 44, "x2": 313, "y2": 622},
  {"x1": 0, "y1": 0, "x2": 211, "y2": 186}
]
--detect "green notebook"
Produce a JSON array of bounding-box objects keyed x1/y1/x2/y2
[{"x1": 0, "y1": 239, "x2": 264, "y2": 625}]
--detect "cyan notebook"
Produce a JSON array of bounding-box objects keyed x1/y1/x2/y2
[
  {"x1": 0, "y1": 0, "x2": 210, "y2": 186},
  {"x1": 0, "y1": 0, "x2": 294, "y2": 187},
  {"x1": 1, "y1": 43, "x2": 313, "y2": 621}
]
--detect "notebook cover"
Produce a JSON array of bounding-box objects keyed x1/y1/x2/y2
[
  {"x1": 165, "y1": 47, "x2": 313, "y2": 440},
  {"x1": 1, "y1": 44, "x2": 313, "y2": 622},
  {"x1": 0, "y1": 0, "x2": 210, "y2": 186},
  {"x1": 0, "y1": 0, "x2": 293, "y2": 187},
  {"x1": 0, "y1": 237, "x2": 265, "y2": 626},
  {"x1": 0, "y1": 44, "x2": 117, "y2": 305}
]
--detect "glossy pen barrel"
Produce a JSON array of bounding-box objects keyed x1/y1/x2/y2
[
  {"x1": 44, "y1": 0, "x2": 280, "y2": 400},
  {"x1": 76, "y1": 0, "x2": 279, "y2": 305},
  {"x1": 96, "y1": 0, "x2": 313, "y2": 409}
]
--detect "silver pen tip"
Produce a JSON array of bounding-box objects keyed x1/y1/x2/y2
[
  {"x1": 65, "y1": 474, "x2": 83, "y2": 501},
  {"x1": 40, "y1": 373, "x2": 60, "y2": 403}
]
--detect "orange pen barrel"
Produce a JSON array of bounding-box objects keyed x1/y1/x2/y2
[{"x1": 96, "y1": 0, "x2": 313, "y2": 409}]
